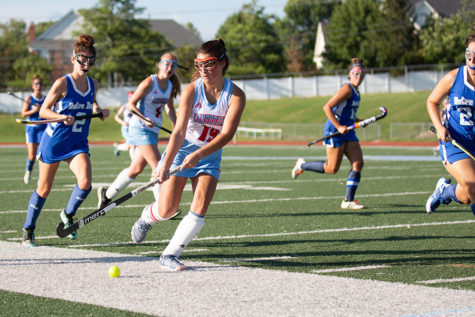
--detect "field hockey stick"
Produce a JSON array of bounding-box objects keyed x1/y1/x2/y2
[
  {"x1": 307, "y1": 106, "x2": 388, "y2": 147},
  {"x1": 56, "y1": 165, "x2": 182, "y2": 238},
  {"x1": 8, "y1": 91, "x2": 31, "y2": 104},
  {"x1": 16, "y1": 113, "x2": 103, "y2": 125},
  {"x1": 429, "y1": 126, "x2": 475, "y2": 160},
  {"x1": 130, "y1": 108, "x2": 173, "y2": 134}
]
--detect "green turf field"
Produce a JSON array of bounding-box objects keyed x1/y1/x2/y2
[{"x1": 0, "y1": 144, "x2": 474, "y2": 315}]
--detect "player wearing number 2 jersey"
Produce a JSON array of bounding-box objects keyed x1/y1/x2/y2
[
  {"x1": 22, "y1": 34, "x2": 110, "y2": 246},
  {"x1": 130, "y1": 39, "x2": 246, "y2": 272},
  {"x1": 97, "y1": 52, "x2": 179, "y2": 209},
  {"x1": 426, "y1": 27, "x2": 475, "y2": 217}
]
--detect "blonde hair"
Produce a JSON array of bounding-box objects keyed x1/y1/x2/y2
[{"x1": 32, "y1": 74, "x2": 42, "y2": 84}]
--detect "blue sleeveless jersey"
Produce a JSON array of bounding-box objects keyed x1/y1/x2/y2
[
  {"x1": 326, "y1": 83, "x2": 360, "y2": 128},
  {"x1": 38, "y1": 75, "x2": 95, "y2": 163},
  {"x1": 446, "y1": 66, "x2": 475, "y2": 152},
  {"x1": 27, "y1": 94, "x2": 45, "y2": 121},
  {"x1": 25, "y1": 94, "x2": 46, "y2": 143}
]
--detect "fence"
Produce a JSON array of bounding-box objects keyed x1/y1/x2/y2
[{"x1": 0, "y1": 67, "x2": 447, "y2": 114}]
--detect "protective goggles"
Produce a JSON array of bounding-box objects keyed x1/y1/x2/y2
[
  {"x1": 465, "y1": 48, "x2": 475, "y2": 63},
  {"x1": 160, "y1": 59, "x2": 178, "y2": 69},
  {"x1": 74, "y1": 54, "x2": 95, "y2": 66},
  {"x1": 194, "y1": 57, "x2": 218, "y2": 71},
  {"x1": 350, "y1": 68, "x2": 366, "y2": 77}
]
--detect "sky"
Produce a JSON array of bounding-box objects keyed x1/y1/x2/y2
[{"x1": 0, "y1": 0, "x2": 288, "y2": 41}]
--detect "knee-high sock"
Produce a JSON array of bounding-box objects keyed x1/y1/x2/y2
[
  {"x1": 440, "y1": 184, "x2": 461, "y2": 204},
  {"x1": 471, "y1": 204, "x2": 475, "y2": 217},
  {"x1": 23, "y1": 191, "x2": 46, "y2": 230},
  {"x1": 301, "y1": 161, "x2": 325, "y2": 173},
  {"x1": 345, "y1": 169, "x2": 361, "y2": 201},
  {"x1": 128, "y1": 147, "x2": 135, "y2": 160},
  {"x1": 65, "y1": 185, "x2": 91, "y2": 216},
  {"x1": 162, "y1": 211, "x2": 205, "y2": 257},
  {"x1": 106, "y1": 168, "x2": 134, "y2": 200},
  {"x1": 152, "y1": 183, "x2": 160, "y2": 202},
  {"x1": 117, "y1": 143, "x2": 129, "y2": 151},
  {"x1": 141, "y1": 201, "x2": 173, "y2": 225},
  {"x1": 25, "y1": 158, "x2": 35, "y2": 172}
]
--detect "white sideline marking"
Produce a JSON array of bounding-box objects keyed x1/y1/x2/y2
[
  {"x1": 313, "y1": 265, "x2": 390, "y2": 273},
  {"x1": 7, "y1": 235, "x2": 58, "y2": 241},
  {"x1": 0, "y1": 230, "x2": 17, "y2": 234},
  {"x1": 67, "y1": 220, "x2": 475, "y2": 248},
  {"x1": 418, "y1": 277, "x2": 475, "y2": 284},
  {"x1": 138, "y1": 248, "x2": 208, "y2": 256},
  {"x1": 218, "y1": 256, "x2": 293, "y2": 262},
  {"x1": 0, "y1": 190, "x2": 435, "y2": 214}
]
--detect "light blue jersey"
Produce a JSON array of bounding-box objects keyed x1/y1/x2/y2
[{"x1": 38, "y1": 74, "x2": 95, "y2": 163}]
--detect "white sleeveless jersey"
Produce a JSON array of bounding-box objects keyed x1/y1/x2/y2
[
  {"x1": 186, "y1": 78, "x2": 233, "y2": 147},
  {"x1": 129, "y1": 74, "x2": 172, "y2": 134}
]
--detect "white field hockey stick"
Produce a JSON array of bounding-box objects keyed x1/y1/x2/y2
[
  {"x1": 56, "y1": 165, "x2": 182, "y2": 238},
  {"x1": 429, "y1": 126, "x2": 475, "y2": 161},
  {"x1": 307, "y1": 106, "x2": 388, "y2": 147},
  {"x1": 16, "y1": 113, "x2": 104, "y2": 125},
  {"x1": 130, "y1": 108, "x2": 173, "y2": 134}
]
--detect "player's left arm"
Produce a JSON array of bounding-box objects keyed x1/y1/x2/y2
[{"x1": 164, "y1": 99, "x2": 177, "y2": 127}]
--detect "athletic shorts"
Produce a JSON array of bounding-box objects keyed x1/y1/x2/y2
[
  {"x1": 121, "y1": 125, "x2": 129, "y2": 140},
  {"x1": 440, "y1": 140, "x2": 475, "y2": 164},
  {"x1": 158, "y1": 139, "x2": 222, "y2": 180},
  {"x1": 127, "y1": 125, "x2": 158, "y2": 146},
  {"x1": 25, "y1": 125, "x2": 46, "y2": 144},
  {"x1": 323, "y1": 130, "x2": 358, "y2": 148}
]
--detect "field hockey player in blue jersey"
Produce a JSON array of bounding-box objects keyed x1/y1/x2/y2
[
  {"x1": 426, "y1": 27, "x2": 475, "y2": 216},
  {"x1": 21, "y1": 74, "x2": 46, "y2": 184},
  {"x1": 21, "y1": 34, "x2": 109, "y2": 246},
  {"x1": 97, "y1": 52, "x2": 179, "y2": 209},
  {"x1": 292, "y1": 58, "x2": 367, "y2": 210},
  {"x1": 130, "y1": 39, "x2": 246, "y2": 271}
]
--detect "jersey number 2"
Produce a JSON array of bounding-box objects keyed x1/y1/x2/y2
[{"x1": 72, "y1": 112, "x2": 86, "y2": 133}]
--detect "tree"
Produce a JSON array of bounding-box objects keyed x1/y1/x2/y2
[
  {"x1": 281, "y1": 0, "x2": 336, "y2": 70},
  {"x1": 215, "y1": 1, "x2": 285, "y2": 76},
  {"x1": 78, "y1": 0, "x2": 172, "y2": 87},
  {"x1": 0, "y1": 19, "x2": 29, "y2": 89},
  {"x1": 323, "y1": 0, "x2": 419, "y2": 69},
  {"x1": 8, "y1": 54, "x2": 52, "y2": 90}
]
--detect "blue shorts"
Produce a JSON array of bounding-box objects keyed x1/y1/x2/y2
[
  {"x1": 440, "y1": 140, "x2": 475, "y2": 164},
  {"x1": 127, "y1": 125, "x2": 158, "y2": 146},
  {"x1": 158, "y1": 139, "x2": 222, "y2": 180},
  {"x1": 25, "y1": 125, "x2": 46, "y2": 144},
  {"x1": 323, "y1": 130, "x2": 358, "y2": 147},
  {"x1": 121, "y1": 125, "x2": 129, "y2": 140}
]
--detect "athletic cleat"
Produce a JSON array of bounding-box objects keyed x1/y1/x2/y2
[
  {"x1": 60, "y1": 209, "x2": 77, "y2": 240},
  {"x1": 113, "y1": 143, "x2": 120, "y2": 156},
  {"x1": 341, "y1": 199, "x2": 364, "y2": 210},
  {"x1": 24, "y1": 170, "x2": 31, "y2": 184},
  {"x1": 159, "y1": 255, "x2": 186, "y2": 272},
  {"x1": 97, "y1": 186, "x2": 111, "y2": 209},
  {"x1": 291, "y1": 158, "x2": 306, "y2": 179},
  {"x1": 131, "y1": 217, "x2": 152, "y2": 244},
  {"x1": 22, "y1": 228, "x2": 36, "y2": 247},
  {"x1": 425, "y1": 177, "x2": 451, "y2": 213}
]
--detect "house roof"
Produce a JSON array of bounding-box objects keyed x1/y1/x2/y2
[
  {"x1": 32, "y1": 9, "x2": 202, "y2": 47},
  {"x1": 408, "y1": 0, "x2": 462, "y2": 18}
]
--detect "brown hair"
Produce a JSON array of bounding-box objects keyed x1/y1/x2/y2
[
  {"x1": 73, "y1": 34, "x2": 96, "y2": 56},
  {"x1": 32, "y1": 74, "x2": 42, "y2": 85},
  {"x1": 465, "y1": 24, "x2": 475, "y2": 47},
  {"x1": 191, "y1": 39, "x2": 229, "y2": 81},
  {"x1": 349, "y1": 58, "x2": 365, "y2": 71},
  {"x1": 159, "y1": 52, "x2": 181, "y2": 100}
]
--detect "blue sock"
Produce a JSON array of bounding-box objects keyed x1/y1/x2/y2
[
  {"x1": 440, "y1": 184, "x2": 460, "y2": 204},
  {"x1": 24, "y1": 191, "x2": 46, "y2": 229},
  {"x1": 301, "y1": 161, "x2": 325, "y2": 173},
  {"x1": 65, "y1": 185, "x2": 91, "y2": 216},
  {"x1": 345, "y1": 169, "x2": 361, "y2": 201},
  {"x1": 471, "y1": 204, "x2": 475, "y2": 217},
  {"x1": 25, "y1": 158, "x2": 34, "y2": 172}
]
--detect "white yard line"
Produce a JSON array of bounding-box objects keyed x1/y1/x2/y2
[
  {"x1": 0, "y1": 241, "x2": 473, "y2": 317},
  {"x1": 418, "y1": 277, "x2": 475, "y2": 284},
  {"x1": 313, "y1": 265, "x2": 391, "y2": 274}
]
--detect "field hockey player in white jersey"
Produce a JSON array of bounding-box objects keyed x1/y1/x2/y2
[
  {"x1": 426, "y1": 27, "x2": 475, "y2": 217},
  {"x1": 97, "y1": 52, "x2": 179, "y2": 209},
  {"x1": 21, "y1": 74, "x2": 46, "y2": 184},
  {"x1": 22, "y1": 34, "x2": 109, "y2": 246},
  {"x1": 130, "y1": 39, "x2": 246, "y2": 271}
]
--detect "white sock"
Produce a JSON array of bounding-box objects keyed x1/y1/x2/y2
[
  {"x1": 162, "y1": 211, "x2": 205, "y2": 257},
  {"x1": 106, "y1": 168, "x2": 134, "y2": 200},
  {"x1": 128, "y1": 147, "x2": 135, "y2": 160},
  {"x1": 141, "y1": 201, "x2": 170, "y2": 225},
  {"x1": 152, "y1": 183, "x2": 160, "y2": 201},
  {"x1": 117, "y1": 143, "x2": 129, "y2": 151}
]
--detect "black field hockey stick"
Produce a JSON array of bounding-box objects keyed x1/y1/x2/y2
[
  {"x1": 8, "y1": 91, "x2": 31, "y2": 104},
  {"x1": 130, "y1": 108, "x2": 173, "y2": 134},
  {"x1": 429, "y1": 126, "x2": 475, "y2": 160},
  {"x1": 307, "y1": 106, "x2": 388, "y2": 147},
  {"x1": 16, "y1": 112, "x2": 103, "y2": 125},
  {"x1": 56, "y1": 165, "x2": 182, "y2": 238}
]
